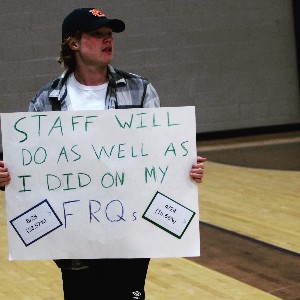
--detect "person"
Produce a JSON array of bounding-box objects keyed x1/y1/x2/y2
[{"x1": 0, "y1": 7, "x2": 206, "y2": 300}]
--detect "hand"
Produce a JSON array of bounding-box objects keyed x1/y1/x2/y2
[
  {"x1": 0, "y1": 161, "x2": 11, "y2": 187},
  {"x1": 190, "y1": 156, "x2": 206, "y2": 183}
]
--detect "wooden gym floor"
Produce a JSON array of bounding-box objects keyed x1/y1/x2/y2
[{"x1": 0, "y1": 130, "x2": 299, "y2": 299}]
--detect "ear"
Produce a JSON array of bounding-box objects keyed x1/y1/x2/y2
[{"x1": 68, "y1": 38, "x2": 79, "y2": 51}]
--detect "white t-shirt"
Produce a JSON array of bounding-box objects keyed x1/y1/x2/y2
[{"x1": 67, "y1": 73, "x2": 108, "y2": 111}]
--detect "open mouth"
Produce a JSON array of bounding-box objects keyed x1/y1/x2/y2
[{"x1": 102, "y1": 46, "x2": 112, "y2": 53}]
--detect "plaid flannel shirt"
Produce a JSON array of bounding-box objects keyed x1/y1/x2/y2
[
  {"x1": 28, "y1": 65, "x2": 160, "y2": 270},
  {"x1": 29, "y1": 65, "x2": 160, "y2": 112}
]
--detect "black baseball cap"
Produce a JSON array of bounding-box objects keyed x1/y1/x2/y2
[{"x1": 62, "y1": 8, "x2": 125, "y2": 40}]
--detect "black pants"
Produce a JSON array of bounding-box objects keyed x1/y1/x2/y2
[{"x1": 61, "y1": 258, "x2": 150, "y2": 300}]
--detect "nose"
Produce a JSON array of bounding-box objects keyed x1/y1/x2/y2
[{"x1": 103, "y1": 32, "x2": 113, "y2": 42}]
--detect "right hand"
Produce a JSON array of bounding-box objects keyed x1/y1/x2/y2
[{"x1": 0, "y1": 161, "x2": 11, "y2": 187}]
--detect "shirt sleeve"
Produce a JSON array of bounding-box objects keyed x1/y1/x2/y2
[{"x1": 143, "y1": 83, "x2": 161, "y2": 108}]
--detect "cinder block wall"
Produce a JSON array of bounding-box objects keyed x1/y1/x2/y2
[{"x1": 0, "y1": 0, "x2": 299, "y2": 150}]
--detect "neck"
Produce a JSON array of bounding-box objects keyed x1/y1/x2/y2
[{"x1": 74, "y1": 65, "x2": 109, "y2": 86}]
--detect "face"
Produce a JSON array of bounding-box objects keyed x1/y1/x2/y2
[{"x1": 73, "y1": 26, "x2": 114, "y2": 67}]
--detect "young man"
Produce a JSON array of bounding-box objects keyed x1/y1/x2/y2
[{"x1": 0, "y1": 8, "x2": 205, "y2": 299}]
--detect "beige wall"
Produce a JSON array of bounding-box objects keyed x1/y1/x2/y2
[{"x1": 0, "y1": 0, "x2": 299, "y2": 152}]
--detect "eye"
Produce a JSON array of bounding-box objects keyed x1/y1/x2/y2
[
  {"x1": 95, "y1": 31, "x2": 103, "y2": 36},
  {"x1": 92, "y1": 31, "x2": 113, "y2": 38}
]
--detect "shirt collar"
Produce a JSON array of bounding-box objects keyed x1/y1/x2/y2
[{"x1": 49, "y1": 65, "x2": 126, "y2": 100}]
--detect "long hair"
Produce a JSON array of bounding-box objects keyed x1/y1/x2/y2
[{"x1": 57, "y1": 31, "x2": 82, "y2": 72}]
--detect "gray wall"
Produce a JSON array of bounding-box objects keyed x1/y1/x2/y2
[{"x1": 1, "y1": 0, "x2": 299, "y2": 150}]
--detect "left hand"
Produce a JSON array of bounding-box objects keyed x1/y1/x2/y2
[{"x1": 190, "y1": 156, "x2": 206, "y2": 183}]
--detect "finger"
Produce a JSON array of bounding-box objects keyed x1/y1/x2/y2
[
  {"x1": 193, "y1": 162, "x2": 205, "y2": 169},
  {"x1": 191, "y1": 177, "x2": 202, "y2": 183},
  {"x1": 0, "y1": 172, "x2": 10, "y2": 186},
  {"x1": 191, "y1": 163, "x2": 204, "y2": 171},
  {"x1": 193, "y1": 158, "x2": 206, "y2": 168},
  {"x1": 0, "y1": 180, "x2": 10, "y2": 187},
  {"x1": 0, "y1": 171, "x2": 10, "y2": 178},
  {"x1": 190, "y1": 171, "x2": 203, "y2": 177},
  {"x1": 0, "y1": 176, "x2": 11, "y2": 186},
  {"x1": 0, "y1": 168, "x2": 8, "y2": 173},
  {"x1": 191, "y1": 169, "x2": 204, "y2": 176},
  {"x1": 0, "y1": 177, "x2": 11, "y2": 184},
  {"x1": 197, "y1": 156, "x2": 207, "y2": 163}
]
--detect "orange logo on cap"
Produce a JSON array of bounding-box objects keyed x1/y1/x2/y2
[{"x1": 89, "y1": 9, "x2": 106, "y2": 17}]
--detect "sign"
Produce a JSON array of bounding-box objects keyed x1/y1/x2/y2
[
  {"x1": 143, "y1": 191, "x2": 196, "y2": 239},
  {"x1": 10, "y1": 199, "x2": 63, "y2": 246},
  {"x1": 1, "y1": 107, "x2": 200, "y2": 260}
]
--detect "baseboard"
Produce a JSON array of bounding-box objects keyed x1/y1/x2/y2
[{"x1": 197, "y1": 123, "x2": 300, "y2": 141}]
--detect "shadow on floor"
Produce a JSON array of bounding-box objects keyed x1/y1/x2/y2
[{"x1": 187, "y1": 223, "x2": 300, "y2": 300}]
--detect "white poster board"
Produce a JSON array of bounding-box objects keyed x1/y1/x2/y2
[{"x1": 1, "y1": 106, "x2": 200, "y2": 260}]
